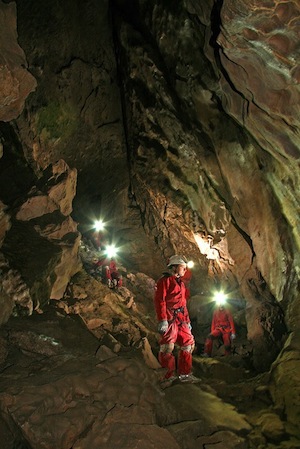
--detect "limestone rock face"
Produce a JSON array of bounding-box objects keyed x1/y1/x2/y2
[
  {"x1": 269, "y1": 330, "x2": 300, "y2": 438},
  {"x1": 217, "y1": 0, "x2": 300, "y2": 160},
  {"x1": 0, "y1": 1, "x2": 36, "y2": 121},
  {"x1": 110, "y1": 0, "x2": 297, "y2": 370},
  {"x1": 0, "y1": 129, "x2": 81, "y2": 314}
]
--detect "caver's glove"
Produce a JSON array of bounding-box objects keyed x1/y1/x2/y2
[
  {"x1": 230, "y1": 333, "x2": 236, "y2": 340},
  {"x1": 158, "y1": 320, "x2": 168, "y2": 334}
]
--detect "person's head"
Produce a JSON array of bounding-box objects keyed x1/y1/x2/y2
[
  {"x1": 215, "y1": 300, "x2": 227, "y2": 312},
  {"x1": 167, "y1": 255, "x2": 187, "y2": 277}
]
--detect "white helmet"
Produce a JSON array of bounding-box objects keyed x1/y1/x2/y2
[{"x1": 167, "y1": 255, "x2": 187, "y2": 268}]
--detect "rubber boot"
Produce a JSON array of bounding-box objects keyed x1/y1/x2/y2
[
  {"x1": 158, "y1": 352, "x2": 176, "y2": 379},
  {"x1": 224, "y1": 346, "x2": 231, "y2": 356},
  {"x1": 178, "y1": 349, "x2": 192, "y2": 376}
]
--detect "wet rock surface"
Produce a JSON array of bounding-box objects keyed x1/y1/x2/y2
[
  {"x1": 0, "y1": 271, "x2": 298, "y2": 449},
  {"x1": 0, "y1": 256, "x2": 298, "y2": 449}
]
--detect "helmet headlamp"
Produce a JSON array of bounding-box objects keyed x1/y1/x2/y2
[
  {"x1": 213, "y1": 291, "x2": 227, "y2": 306},
  {"x1": 94, "y1": 219, "x2": 105, "y2": 232},
  {"x1": 105, "y1": 244, "x2": 118, "y2": 258}
]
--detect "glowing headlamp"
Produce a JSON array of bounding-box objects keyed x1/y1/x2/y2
[
  {"x1": 187, "y1": 260, "x2": 194, "y2": 269},
  {"x1": 213, "y1": 291, "x2": 227, "y2": 306},
  {"x1": 105, "y1": 244, "x2": 118, "y2": 258},
  {"x1": 94, "y1": 219, "x2": 105, "y2": 232}
]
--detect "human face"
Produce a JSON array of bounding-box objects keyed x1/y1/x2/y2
[{"x1": 175, "y1": 264, "x2": 187, "y2": 277}]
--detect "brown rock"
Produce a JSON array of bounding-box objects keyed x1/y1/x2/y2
[
  {"x1": 0, "y1": 201, "x2": 11, "y2": 247},
  {"x1": 257, "y1": 411, "x2": 286, "y2": 442},
  {"x1": 16, "y1": 195, "x2": 58, "y2": 221},
  {"x1": 0, "y1": 2, "x2": 36, "y2": 121}
]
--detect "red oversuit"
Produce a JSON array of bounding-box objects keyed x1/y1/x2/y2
[
  {"x1": 154, "y1": 274, "x2": 195, "y2": 379},
  {"x1": 101, "y1": 258, "x2": 122, "y2": 287},
  {"x1": 204, "y1": 307, "x2": 236, "y2": 356}
]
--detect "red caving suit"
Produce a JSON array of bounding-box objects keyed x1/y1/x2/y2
[
  {"x1": 204, "y1": 307, "x2": 235, "y2": 356},
  {"x1": 154, "y1": 274, "x2": 195, "y2": 379}
]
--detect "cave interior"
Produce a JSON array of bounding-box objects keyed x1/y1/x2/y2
[{"x1": 0, "y1": 1, "x2": 299, "y2": 448}]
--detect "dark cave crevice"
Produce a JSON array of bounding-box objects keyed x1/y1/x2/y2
[{"x1": 0, "y1": 123, "x2": 35, "y2": 207}]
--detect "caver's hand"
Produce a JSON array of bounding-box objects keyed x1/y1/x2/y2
[{"x1": 158, "y1": 320, "x2": 168, "y2": 334}]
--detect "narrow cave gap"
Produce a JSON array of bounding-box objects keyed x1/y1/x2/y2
[
  {"x1": 110, "y1": 0, "x2": 205, "y2": 132},
  {"x1": 0, "y1": 123, "x2": 35, "y2": 206},
  {"x1": 209, "y1": 0, "x2": 224, "y2": 50},
  {"x1": 110, "y1": 0, "x2": 219, "y2": 166},
  {"x1": 109, "y1": 0, "x2": 133, "y2": 179}
]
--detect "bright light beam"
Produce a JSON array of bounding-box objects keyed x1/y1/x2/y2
[
  {"x1": 94, "y1": 219, "x2": 105, "y2": 232},
  {"x1": 105, "y1": 244, "x2": 118, "y2": 258},
  {"x1": 187, "y1": 260, "x2": 194, "y2": 269},
  {"x1": 213, "y1": 291, "x2": 227, "y2": 306}
]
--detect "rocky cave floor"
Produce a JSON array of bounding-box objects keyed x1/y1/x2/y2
[{"x1": 0, "y1": 250, "x2": 299, "y2": 449}]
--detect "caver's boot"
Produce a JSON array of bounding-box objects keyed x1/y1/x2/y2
[{"x1": 178, "y1": 374, "x2": 201, "y2": 383}]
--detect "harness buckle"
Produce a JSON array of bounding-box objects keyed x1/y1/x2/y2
[{"x1": 173, "y1": 306, "x2": 184, "y2": 314}]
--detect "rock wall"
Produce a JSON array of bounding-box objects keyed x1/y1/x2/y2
[
  {"x1": 0, "y1": 1, "x2": 36, "y2": 121},
  {"x1": 111, "y1": 0, "x2": 299, "y2": 369},
  {"x1": 0, "y1": 1, "x2": 81, "y2": 318}
]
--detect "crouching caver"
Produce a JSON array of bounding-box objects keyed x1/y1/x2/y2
[
  {"x1": 203, "y1": 303, "x2": 236, "y2": 357},
  {"x1": 154, "y1": 255, "x2": 198, "y2": 383}
]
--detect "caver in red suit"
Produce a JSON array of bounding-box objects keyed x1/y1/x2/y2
[
  {"x1": 103, "y1": 258, "x2": 122, "y2": 287},
  {"x1": 204, "y1": 305, "x2": 236, "y2": 356},
  {"x1": 154, "y1": 255, "x2": 195, "y2": 380},
  {"x1": 109, "y1": 258, "x2": 122, "y2": 286}
]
